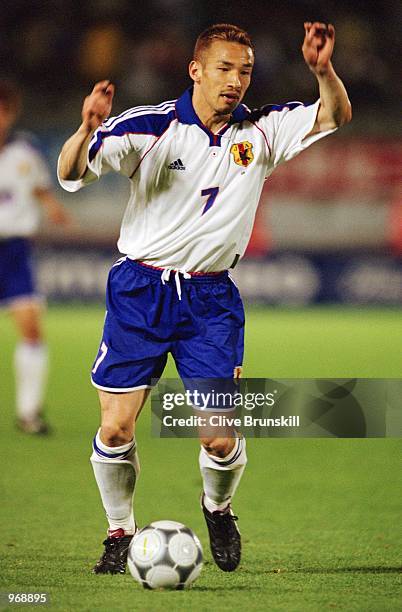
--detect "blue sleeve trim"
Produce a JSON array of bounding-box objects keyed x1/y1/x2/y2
[
  {"x1": 248, "y1": 101, "x2": 313, "y2": 122},
  {"x1": 88, "y1": 109, "x2": 176, "y2": 162}
]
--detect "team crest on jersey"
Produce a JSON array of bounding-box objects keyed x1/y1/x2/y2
[{"x1": 230, "y1": 141, "x2": 254, "y2": 167}]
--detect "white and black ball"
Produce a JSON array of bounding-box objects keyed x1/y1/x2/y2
[{"x1": 127, "y1": 520, "x2": 203, "y2": 590}]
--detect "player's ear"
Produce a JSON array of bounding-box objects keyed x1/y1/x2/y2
[{"x1": 189, "y1": 59, "x2": 202, "y2": 84}]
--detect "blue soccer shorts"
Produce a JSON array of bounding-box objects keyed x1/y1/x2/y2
[
  {"x1": 0, "y1": 238, "x2": 37, "y2": 305},
  {"x1": 91, "y1": 258, "x2": 245, "y2": 392}
]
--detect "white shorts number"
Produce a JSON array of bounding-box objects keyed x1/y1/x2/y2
[{"x1": 92, "y1": 341, "x2": 108, "y2": 374}]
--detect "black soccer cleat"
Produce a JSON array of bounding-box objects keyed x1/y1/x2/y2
[
  {"x1": 92, "y1": 530, "x2": 133, "y2": 574},
  {"x1": 201, "y1": 494, "x2": 241, "y2": 572}
]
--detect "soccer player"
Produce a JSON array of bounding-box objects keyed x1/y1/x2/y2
[
  {"x1": 0, "y1": 81, "x2": 72, "y2": 434},
  {"x1": 58, "y1": 22, "x2": 351, "y2": 573}
]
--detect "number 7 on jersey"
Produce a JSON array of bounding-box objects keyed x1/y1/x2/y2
[{"x1": 201, "y1": 187, "x2": 219, "y2": 215}]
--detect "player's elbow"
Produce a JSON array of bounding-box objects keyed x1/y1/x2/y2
[
  {"x1": 318, "y1": 100, "x2": 352, "y2": 131},
  {"x1": 336, "y1": 101, "x2": 352, "y2": 127},
  {"x1": 345, "y1": 102, "x2": 352, "y2": 123},
  {"x1": 58, "y1": 162, "x2": 90, "y2": 183}
]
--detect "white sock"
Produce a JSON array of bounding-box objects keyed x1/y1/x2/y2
[
  {"x1": 199, "y1": 436, "x2": 247, "y2": 513},
  {"x1": 14, "y1": 341, "x2": 48, "y2": 420},
  {"x1": 90, "y1": 429, "x2": 139, "y2": 535}
]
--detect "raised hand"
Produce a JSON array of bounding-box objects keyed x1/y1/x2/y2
[
  {"x1": 302, "y1": 22, "x2": 335, "y2": 75},
  {"x1": 81, "y1": 80, "x2": 115, "y2": 132}
]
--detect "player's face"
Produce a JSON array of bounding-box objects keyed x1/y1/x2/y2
[{"x1": 194, "y1": 41, "x2": 254, "y2": 115}]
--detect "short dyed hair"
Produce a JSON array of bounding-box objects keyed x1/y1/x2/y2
[{"x1": 194, "y1": 23, "x2": 254, "y2": 62}]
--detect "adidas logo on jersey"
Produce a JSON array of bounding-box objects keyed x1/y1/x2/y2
[{"x1": 168, "y1": 158, "x2": 186, "y2": 170}]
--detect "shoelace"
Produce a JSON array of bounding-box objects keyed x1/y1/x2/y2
[
  {"x1": 100, "y1": 536, "x2": 131, "y2": 563},
  {"x1": 161, "y1": 267, "x2": 191, "y2": 300},
  {"x1": 208, "y1": 511, "x2": 239, "y2": 540},
  {"x1": 103, "y1": 538, "x2": 120, "y2": 550},
  {"x1": 103, "y1": 535, "x2": 131, "y2": 548}
]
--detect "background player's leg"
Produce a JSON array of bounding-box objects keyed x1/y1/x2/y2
[
  {"x1": 91, "y1": 389, "x2": 149, "y2": 537},
  {"x1": 11, "y1": 299, "x2": 49, "y2": 433}
]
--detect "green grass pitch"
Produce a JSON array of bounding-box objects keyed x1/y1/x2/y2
[{"x1": 0, "y1": 305, "x2": 401, "y2": 611}]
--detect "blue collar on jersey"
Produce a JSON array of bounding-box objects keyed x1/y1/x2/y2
[{"x1": 175, "y1": 87, "x2": 249, "y2": 147}]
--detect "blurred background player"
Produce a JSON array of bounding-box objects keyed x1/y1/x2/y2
[{"x1": 0, "y1": 81, "x2": 72, "y2": 434}]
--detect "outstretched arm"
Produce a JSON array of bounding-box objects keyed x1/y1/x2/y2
[
  {"x1": 302, "y1": 22, "x2": 352, "y2": 133},
  {"x1": 58, "y1": 80, "x2": 115, "y2": 181}
]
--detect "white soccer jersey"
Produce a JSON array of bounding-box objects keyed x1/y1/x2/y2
[
  {"x1": 58, "y1": 88, "x2": 335, "y2": 272},
  {"x1": 0, "y1": 136, "x2": 52, "y2": 238}
]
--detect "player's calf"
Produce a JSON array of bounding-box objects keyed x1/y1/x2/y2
[
  {"x1": 199, "y1": 436, "x2": 247, "y2": 571},
  {"x1": 90, "y1": 430, "x2": 140, "y2": 573}
]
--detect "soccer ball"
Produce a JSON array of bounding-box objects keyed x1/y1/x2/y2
[{"x1": 127, "y1": 520, "x2": 203, "y2": 590}]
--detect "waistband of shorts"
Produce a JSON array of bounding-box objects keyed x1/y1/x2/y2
[{"x1": 128, "y1": 259, "x2": 229, "y2": 282}]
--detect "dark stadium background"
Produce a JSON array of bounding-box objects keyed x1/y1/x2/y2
[
  {"x1": 1, "y1": 2, "x2": 401, "y2": 611},
  {"x1": 0, "y1": 0, "x2": 401, "y2": 304}
]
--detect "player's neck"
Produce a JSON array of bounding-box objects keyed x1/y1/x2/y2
[
  {"x1": 192, "y1": 93, "x2": 230, "y2": 134},
  {"x1": 200, "y1": 112, "x2": 229, "y2": 134}
]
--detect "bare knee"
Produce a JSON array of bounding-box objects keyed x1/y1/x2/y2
[
  {"x1": 23, "y1": 329, "x2": 42, "y2": 343},
  {"x1": 200, "y1": 437, "x2": 236, "y2": 458},
  {"x1": 97, "y1": 388, "x2": 149, "y2": 447},
  {"x1": 10, "y1": 302, "x2": 43, "y2": 343},
  {"x1": 100, "y1": 423, "x2": 133, "y2": 447}
]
